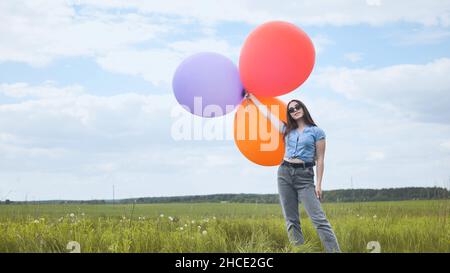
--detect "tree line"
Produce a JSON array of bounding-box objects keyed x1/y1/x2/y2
[{"x1": 2, "y1": 187, "x2": 448, "y2": 204}]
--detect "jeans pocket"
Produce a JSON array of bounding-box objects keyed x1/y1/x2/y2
[{"x1": 295, "y1": 167, "x2": 314, "y2": 180}]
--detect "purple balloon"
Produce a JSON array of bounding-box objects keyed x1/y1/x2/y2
[{"x1": 172, "y1": 52, "x2": 244, "y2": 118}]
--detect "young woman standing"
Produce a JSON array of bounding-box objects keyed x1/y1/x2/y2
[{"x1": 247, "y1": 93, "x2": 340, "y2": 253}]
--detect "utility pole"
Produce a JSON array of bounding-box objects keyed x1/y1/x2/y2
[{"x1": 112, "y1": 184, "x2": 115, "y2": 206}]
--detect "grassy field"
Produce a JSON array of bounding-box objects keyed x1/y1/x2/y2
[{"x1": 0, "y1": 200, "x2": 448, "y2": 253}]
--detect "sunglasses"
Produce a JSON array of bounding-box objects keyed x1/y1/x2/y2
[{"x1": 288, "y1": 104, "x2": 302, "y2": 114}]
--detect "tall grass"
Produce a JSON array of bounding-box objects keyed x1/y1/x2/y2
[{"x1": 0, "y1": 200, "x2": 448, "y2": 253}]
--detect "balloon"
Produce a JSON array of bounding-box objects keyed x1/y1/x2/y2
[
  {"x1": 234, "y1": 95, "x2": 287, "y2": 166},
  {"x1": 173, "y1": 52, "x2": 244, "y2": 118},
  {"x1": 239, "y1": 21, "x2": 315, "y2": 97}
]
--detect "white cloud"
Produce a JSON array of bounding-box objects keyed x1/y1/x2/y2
[
  {"x1": 315, "y1": 58, "x2": 450, "y2": 124},
  {"x1": 2, "y1": 0, "x2": 449, "y2": 67},
  {"x1": 1, "y1": 81, "x2": 450, "y2": 199},
  {"x1": 366, "y1": 0, "x2": 382, "y2": 7},
  {"x1": 391, "y1": 28, "x2": 450, "y2": 46},
  {"x1": 0, "y1": 1, "x2": 243, "y2": 86},
  {"x1": 96, "y1": 38, "x2": 240, "y2": 86},
  {"x1": 96, "y1": 49, "x2": 182, "y2": 86},
  {"x1": 78, "y1": 0, "x2": 450, "y2": 27},
  {"x1": 168, "y1": 38, "x2": 240, "y2": 59},
  {"x1": 0, "y1": 1, "x2": 169, "y2": 66},
  {"x1": 1, "y1": 0, "x2": 450, "y2": 199},
  {"x1": 440, "y1": 140, "x2": 450, "y2": 151},
  {"x1": 0, "y1": 133, "x2": 16, "y2": 142},
  {"x1": 366, "y1": 151, "x2": 385, "y2": 161},
  {"x1": 0, "y1": 82, "x2": 84, "y2": 99},
  {"x1": 0, "y1": 82, "x2": 175, "y2": 144},
  {"x1": 344, "y1": 52, "x2": 363, "y2": 63},
  {"x1": 1, "y1": 1, "x2": 449, "y2": 88},
  {"x1": 311, "y1": 34, "x2": 335, "y2": 54}
]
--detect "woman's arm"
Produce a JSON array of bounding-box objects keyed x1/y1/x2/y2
[
  {"x1": 315, "y1": 139, "x2": 326, "y2": 200},
  {"x1": 247, "y1": 93, "x2": 285, "y2": 134}
]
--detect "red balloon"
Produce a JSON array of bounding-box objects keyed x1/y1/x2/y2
[{"x1": 239, "y1": 21, "x2": 315, "y2": 97}]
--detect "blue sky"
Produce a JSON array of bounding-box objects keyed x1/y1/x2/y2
[{"x1": 1, "y1": 0, "x2": 450, "y2": 200}]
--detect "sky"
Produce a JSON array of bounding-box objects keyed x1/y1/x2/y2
[{"x1": 1, "y1": 0, "x2": 450, "y2": 201}]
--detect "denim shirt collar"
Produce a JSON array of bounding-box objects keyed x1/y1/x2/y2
[{"x1": 294, "y1": 124, "x2": 312, "y2": 135}]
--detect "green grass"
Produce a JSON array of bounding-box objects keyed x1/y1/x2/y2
[{"x1": 0, "y1": 200, "x2": 448, "y2": 253}]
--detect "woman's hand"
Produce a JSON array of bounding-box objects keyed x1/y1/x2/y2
[
  {"x1": 246, "y1": 92, "x2": 285, "y2": 135},
  {"x1": 315, "y1": 185, "x2": 322, "y2": 201},
  {"x1": 315, "y1": 140, "x2": 325, "y2": 202}
]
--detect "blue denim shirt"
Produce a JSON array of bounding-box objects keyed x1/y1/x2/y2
[{"x1": 281, "y1": 123, "x2": 326, "y2": 162}]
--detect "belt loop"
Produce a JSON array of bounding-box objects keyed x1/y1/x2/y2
[{"x1": 302, "y1": 162, "x2": 305, "y2": 168}]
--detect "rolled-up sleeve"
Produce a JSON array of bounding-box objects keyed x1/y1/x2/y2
[{"x1": 314, "y1": 127, "x2": 326, "y2": 142}]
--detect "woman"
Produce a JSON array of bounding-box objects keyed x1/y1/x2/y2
[
  {"x1": 278, "y1": 99, "x2": 340, "y2": 253},
  {"x1": 245, "y1": 93, "x2": 340, "y2": 252}
]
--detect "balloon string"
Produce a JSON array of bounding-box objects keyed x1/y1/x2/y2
[
  {"x1": 246, "y1": 93, "x2": 284, "y2": 134},
  {"x1": 243, "y1": 90, "x2": 250, "y2": 108}
]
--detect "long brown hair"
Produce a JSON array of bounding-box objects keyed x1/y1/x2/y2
[{"x1": 283, "y1": 99, "x2": 317, "y2": 139}]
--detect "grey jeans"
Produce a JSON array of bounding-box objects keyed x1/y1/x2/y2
[{"x1": 277, "y1": 163, "x2": 341, "y2": 253}]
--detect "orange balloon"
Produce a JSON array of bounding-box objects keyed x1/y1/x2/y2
[
  {"x1": 239, "y1": 21, "x2": 315, "y2": 97},
  {"x1": 234, "y1": 96, "x2": 287, "y2": 166}
]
